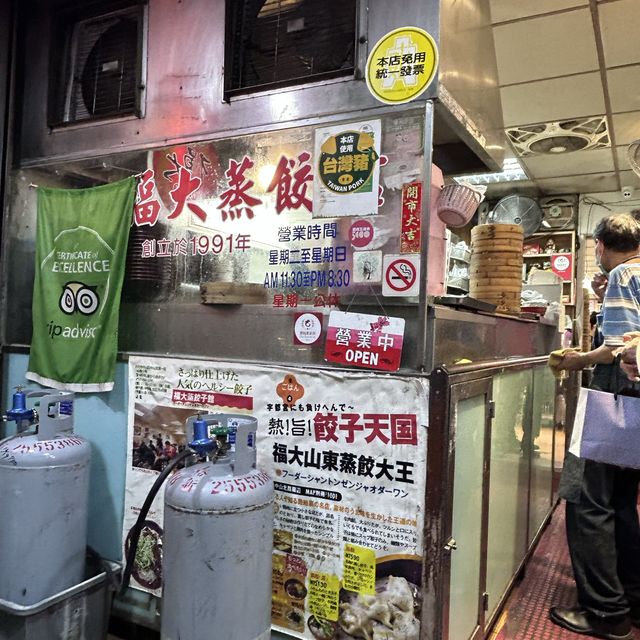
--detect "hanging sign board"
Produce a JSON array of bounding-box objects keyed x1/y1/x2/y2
[
  {"x1": 365, "y1": 26, "x2": 439, "y2": 105},
  {"x1": 324, "y1": 310, "x2": 405, "y2": 371}
]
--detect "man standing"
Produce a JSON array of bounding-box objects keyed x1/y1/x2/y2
[{"x1": 551, "y1": 214, "x2": 640, "y2": 640}]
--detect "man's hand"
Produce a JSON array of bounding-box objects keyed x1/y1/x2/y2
[
  {"x1": 558, "y1": 350, "x2": 587, "y2": 371},
  {"x1": 616, "y1": 332, "x2": 640, "y2": 381},
  {"x1": 591, "y1": 273, "x2": 608, "y2": 303}
]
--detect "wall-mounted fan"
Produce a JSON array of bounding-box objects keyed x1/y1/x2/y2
[
  {"x1": 488, "y1": 195, "x2": 542, "y2": 237},
  {"x1": 539, "y1": 195, "x2": 577, "y2": 230},
  {"x1": 628, "y1": 140, "x2": 640, "y2": 177}
]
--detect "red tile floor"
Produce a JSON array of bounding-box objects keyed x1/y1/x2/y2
[{"x1": 490, "y1": 503, "x2": 639, "y2": 640}]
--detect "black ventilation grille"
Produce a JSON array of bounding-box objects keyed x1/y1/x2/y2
[
  {"x1": 50, "y1": 4, "x2": 142, "y2": 126},
  {"x1": 226, "y1": 0, "x2": 357, "y2": 96}
]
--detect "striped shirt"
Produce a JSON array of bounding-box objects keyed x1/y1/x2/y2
[{"x1": 601, "y1": 261, "x2": 640, "y2": 347}]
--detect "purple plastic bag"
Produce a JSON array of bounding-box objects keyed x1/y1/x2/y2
[{"x1": 569, "y1": 387, "x2": 640, "y2": 469}]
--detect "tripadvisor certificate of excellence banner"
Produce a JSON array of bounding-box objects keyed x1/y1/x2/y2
[{"x1": 27, "y1": 177, "x2": 136, "y2": 392}]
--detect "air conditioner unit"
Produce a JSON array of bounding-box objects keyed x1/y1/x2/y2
[{"x1": 539, "y1": 194, "x2": 578, "y2": 231}]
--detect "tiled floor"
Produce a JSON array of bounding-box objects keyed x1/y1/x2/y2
[{"x1": 490, "y1": 502, "x2": 640, "y2": 640}]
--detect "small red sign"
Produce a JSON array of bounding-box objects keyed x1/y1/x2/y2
[
  {"x1": 400, "y1": 182, "x2": 422, "y2": 253},
  {"x1": 324, "y1": 311, "x2": 405, "y2": 372},
  {"x1": 551, "y1": 253, "x2": 573, "y2": 282},
  {"x1": 350, "y1": 219, "x2": 374, "y2": 249}
]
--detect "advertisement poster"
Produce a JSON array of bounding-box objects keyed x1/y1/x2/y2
[
  {"x1": 124, "y1": 356, "x2": 428, "y2": 640},
  {"x1": 312, "y1": 120, "x2": 382, "y2": 218}
]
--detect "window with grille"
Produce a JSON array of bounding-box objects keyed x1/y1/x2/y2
[
  {"x1": 48, "y1": 1, "x2": 145, "y2": 126},
  {"x1": 225, "y1": 0, "x2": 358, "y2": 97}
]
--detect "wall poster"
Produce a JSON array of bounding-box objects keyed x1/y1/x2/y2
[
  {"x1": 312, "y1": 119, "x2": 382, "y2": 219},
  {"x1": 124, "y1": 355, "x2": 428, "y2": 640}
]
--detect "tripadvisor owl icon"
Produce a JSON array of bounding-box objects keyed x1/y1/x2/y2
[
  {"x1": 59, "y1": 281, "x2": 100, "y2": 316},
  {"x1": 318, "y1": 127, "x2": 379, "y2": 194}
]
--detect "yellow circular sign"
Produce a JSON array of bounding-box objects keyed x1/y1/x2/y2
[{"x1": 365, "y1": 26, "x2": 439, "y2": 105}]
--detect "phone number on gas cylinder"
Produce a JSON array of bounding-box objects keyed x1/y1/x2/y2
[{"x1": 263, "y1": 268, "x2": 351, "y2": 289}]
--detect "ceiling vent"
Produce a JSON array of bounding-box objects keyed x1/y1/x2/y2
[
  {"x1": 506, "y1": 116, "x2": 610, "y2": 157},
  {"x1": 49, "y1": 3, "x2": 145, "y2": 127}
]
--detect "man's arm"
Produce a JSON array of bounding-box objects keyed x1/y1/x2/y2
[{"x1": 558, "y1": 343, "x2": 615, "y2": 370}]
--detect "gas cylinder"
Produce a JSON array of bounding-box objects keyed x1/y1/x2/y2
[
  {"x1": 0, "y1": 390, "x2": 91, "y2": 606},
  {"x1": 162, "y1": 414, "x2": 274, "y2": 640}
]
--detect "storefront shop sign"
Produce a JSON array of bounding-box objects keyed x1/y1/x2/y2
[
  {"x1": 366, "y1": 26, "x2": 439, "y2": 105},
  {"x1": 16, "y1": 112, "x2": 426, "y2": 325},
  {"x1": 324, "y1": 311, "x2": 405, "y2": 371},
  {"x1": 312, "y1": 120, "x2": 382, "y2": 218},
  {"x1": 124, "y1": 356, "x2": 427, "y2": 640}
]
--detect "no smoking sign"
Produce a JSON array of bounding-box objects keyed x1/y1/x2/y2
[{"x1": 382, "y1": 254, "x2": 421, "y2": 297}]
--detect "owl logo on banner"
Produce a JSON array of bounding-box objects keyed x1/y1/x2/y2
[{"x1": 59, "y1": 282, "x2": 100, "y2": 316}]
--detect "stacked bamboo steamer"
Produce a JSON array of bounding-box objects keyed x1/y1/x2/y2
[{"x1": 469, "y1": 224, "x2": 524, "y2": 314}]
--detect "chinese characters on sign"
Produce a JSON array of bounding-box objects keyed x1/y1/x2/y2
[
  {"x1": 125, "y1": 115, "x2": 429, "y2": 309},
  {"x1": 313, "y1": 120, "x2": 382, "y2": 218},
  {"x1": 324, "y1": 311, "x2": 405, "y2": 372},
  {"x1": 125, "y1": 357, "x2": 428, "y2": 640},
  {"x1": 401, "y1": 182, "x2": 423, "y2": 253},
  {"x1": 366, "y1": 27, "x2": 439, "y2": 105}
]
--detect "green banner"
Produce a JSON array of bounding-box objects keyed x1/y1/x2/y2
[{"x1": 27, "y1": 177, "x2": 136, "y2": 392}]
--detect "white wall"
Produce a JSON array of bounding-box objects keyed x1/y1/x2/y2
[{"x1": 577, "y1": 190, "x2": 640, "y2": 236}]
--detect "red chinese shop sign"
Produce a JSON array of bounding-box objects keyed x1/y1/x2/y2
[
  {"x1": 400, "y1": 182, "x2": 422, "y2": 254},
  {"x1": 324, "y1": 310, "x2": 405, "y2": 371}
]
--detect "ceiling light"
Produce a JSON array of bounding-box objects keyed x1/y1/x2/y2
[{"x1": 453, "y1": 158, "x2": 528, "y2": 185}]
